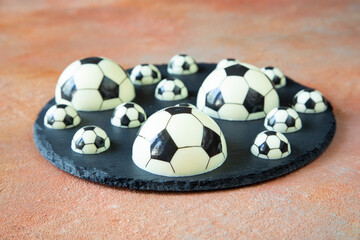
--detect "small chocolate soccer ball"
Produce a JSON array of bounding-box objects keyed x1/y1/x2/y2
[
  {"x1": 261, "y1": 66, "x2": 286, "y2": 89},
  {"x1": 129, "y1": 64, "x2": 162, "y2": 85},
  {"x1": 111, "y1": 102, "x2": 147, "y2": 128},
  {"x1": 216, "y1": 58, "x2": 241, "y2": 69},
  {"x1": 251, "y1": 130, "x2": 291, "y2": 159},
  {"x1": 155, "y1": 78, "x2": 188, "y2": 101},
  {"x1": 167, "y1": 54, "x2": 198, "y2": 75},
  {"x1": 264, "y1": 107, "x2": 302, "y2": 133},
  {"x1": 44, "y1": 104, "x2": 81, "y2": 129},
  {"x1": 292, "y1": 89, "x2": 328, "y2": 113},
  {"x1": 71, "y1": 126, "x2": 110, "y2": 154},
  {"x1": 175, "y1": 103, "x2": 196, "y2": 108}
]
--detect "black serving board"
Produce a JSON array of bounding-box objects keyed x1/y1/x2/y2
[{"x1": 33, "y1": 63, "x2": 336, "y2": 191}]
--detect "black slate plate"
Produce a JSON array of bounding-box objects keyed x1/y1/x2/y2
[{"x1": 33, "y1": 63, "x2": 336, "y2": 191}]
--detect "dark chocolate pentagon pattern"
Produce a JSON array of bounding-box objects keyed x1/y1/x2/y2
[
  {"x1": 165, "y1": 106, "x2": 192, "y2": 115},
  {"x1": 98, "y1": 76, "x2": 119, "y2": 100},
  {"x1": 258, "y1": 142, "x2": 270, "y2": 155},
  {"x1": 201, "y1": 126, "x2": 222, "y2": 158},
  {"x1": 216, "y1": 58, "x2": 241, "y2": 69},
  {"x1": 205, "y1": 88, "x2": 225, "y2": 111},
  {"x1": 243, "y1": 88, "x2": 265, "y2": 113},
  {"x1": 80, "y1": 57, "x2": 103, "y2": 64},
  {"x1": 224, "y1": 64, "x2": 249, "y2": 76},
  {"x1": 149, "y1": 129, "x2": 177, "y2": 163},
  {"x1": 61, "y1": 77, "x2": 76, "y2": 102}
]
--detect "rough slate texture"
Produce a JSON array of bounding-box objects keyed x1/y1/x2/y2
[{"x1": 1, "y1": 0, "x2": 359, "y2": 239}]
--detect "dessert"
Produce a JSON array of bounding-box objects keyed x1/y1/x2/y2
[
  {"x1": 71, "y1": 126, "x2": 110, "y2": 154},
  {"x1": 264, "y1": 107, "x2": 302, "y2": 133},
  {"x1": 129, "y1": 64, "x2": 162, "y2": 85},
  {"x1": 55, "y1": 56, "x2": 135, "y2": 111},
  {"x1": 155, "y1": 78, "x2": 188, "y2": 101},
  {"x1": 261, "y1": 66, "x2": 286, "y2": 89},
  {"x1": 197, "y1": 63, "x2": 279, "y2": 121},
  {"x1": 132, "y1": 106, "x2": 227, "y2": 177},
  {"x1": 44, "y1": 104, "x2": 80, "y2": 129},
  {"x1": 111, "y1": 102, "x2": 147, "y2": 128},
  {"x1": 251, "y1": 130, "x2": 291, "y2": 159},
  {"x1": 292, "y1": 89, "x2": 328, "y2": 113},
  {"x1": 33, "y1": 56, "x2": 336, "y2": 191},
  {"x1": 167, "y1": 54, "x2": 198, "y2": 75}
]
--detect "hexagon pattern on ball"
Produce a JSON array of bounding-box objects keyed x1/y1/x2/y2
[
  {"x1": 261, "y1": 66, "x2": 286, "y2": 89},
  {"x1": 167, "y1": 54, "x2": 198, "y2": 75},
  {"x1": 71, "y1": 126, "x2": 110, "y2": 154},
  {"x1": 251, "y1": 130, "x2": 291, "y2": 159},
  {"x1": 55, "y1": 57, "x2": 135, "y2": 111},
  {"x1": 111, "y1": 102, "x2": 147, "y2": 128},
  {"x1": 264, "y1": 107, "x2": 302, "y2": 133},
  {"x1": 197, "y1": 63, "x2": 280, "y2": 121},
  {"x1": 155, "y1": 78, "x2": 188, "y2": 101},
  {"x1": 132, "y1": 106, "x2": 227, "y2": 177},
  {"x1": 130, "y1": 64, "x2": 162, "y2": 85},
  {"x1": 216, "y1": 58, "x2": 241, "y2": 69},
  {"x1": 44, "y1": 104, "x2": 81, "y2": 129},
  {"x1": 292, "y1": 89, "x2": 328, "y2": 113}
]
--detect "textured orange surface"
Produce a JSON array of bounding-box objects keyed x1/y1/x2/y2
[{"x1": 1, "y1": 0, "x2": 359, "y2": 239}]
